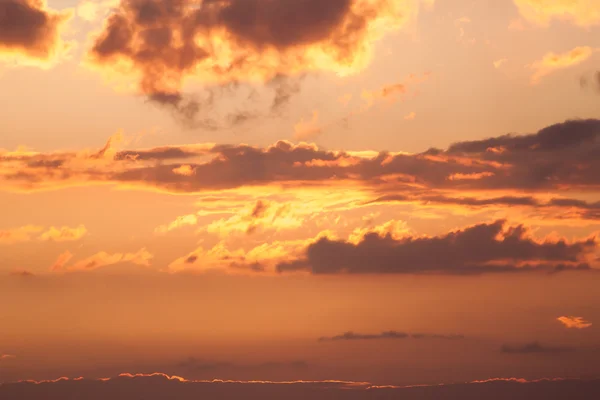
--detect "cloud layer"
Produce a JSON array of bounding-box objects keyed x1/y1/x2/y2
[{"x1": 1, "y1": 374, "x2": 599, "y2": 400}]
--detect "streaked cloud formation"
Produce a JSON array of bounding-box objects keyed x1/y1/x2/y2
[
  {"x1": 557, "y1": 316, "x2": 593, "y2": 329},
  {"x1": 318, "y1": 331, "x2": 464, "y2": 341},
  {"x1": 514, "y1": 0, "x2": 600, "y2": 27},
  {"x1": 530, "y1": 46, "x2": 596, "y2": 84},
  {"x1": 0, "y1": 0, "x2": 72, "y2": 67},
  {"x1": 2, "y1": 374, "x2": 600, "y2": 400},
  {"x1": 501, "y1": 341, "x2": 574, "y2": 354}
]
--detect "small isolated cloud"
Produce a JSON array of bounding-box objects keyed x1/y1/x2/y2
[
  {"x1": 294, "y1": 111, "x2": 322, "y2": 141},
  {"x1": 404, "y1": 111, "x2": 416, "y2": 120},
  {"x1": 0, "y1": 354, "x2": 16, "y2": 360},
  {"x1": 557, "y1": 316, "x2": 592, "y2": 329},
  {"x1": 501, "y1": 341, "x2": 574, "y2": 354},
  {"x1": 155, "y1": 214, "x2": 199, "y2": 234},
  {"x1": 530, "y1": 46, "x2": 596, "y2": 84},
  {"x1": 494, "y1": 58, "x2": 508, "y2": 69},
  {"x1": 318, "y1": 331, "x2": 464, "y2": 341},
  {"x1": 0, "y1": 0, "x2": 73, "y2": 68},
  {"x1": 514, "y1": 0, "x2": 600, "y2": 27}
]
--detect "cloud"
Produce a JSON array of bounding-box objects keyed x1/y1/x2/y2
[
  {"x1": 404, "y1": 111, "x2": 416, "y2": 120},
  {"x1": 77, "y1": 0, "x2": 118, "y2": 23},
  {"x1": 2, "y1": 374, "x2": 600, "y2": 400},
  {"x1": 276, "y1": 220, "x2": 596, "y2": 275},
  {"x1": 0, "y1": 354, "x2": 16, "y2": 360},
  {"x1": 557, "y1": 316, "x2": 593, "y2": 329},
  {"x1": 0, "y1": 225, "x2": 87, "y2": 244},
  {"x1": 3, "y1": 119, "x2": 600, "y2": 206},
  {"x1": 51, "y1": 248, "x2": 153, "y2": 272},
  {"x1": 530, "y1": 46, "x2": 596, "y2": 84},
  {"x1": 0, "y1": 225, "x2": 43, "y2": 244},
  {"x1": 39, "y1": 225, "x2": 88, "y2": 242},
  {"x1": 294, "y1": 111, "x2": 323, "y2": 141},
  {"x1": 494, "y1": 58, "x2": 508, "y2": 69},
  {"x1": 0, "y1": 0, "x2": 73, "y2": 67},
  {"x1": 501, "y1": 341, "x2": 574, "y2": 354},
  {"x1": 514, "y1": 0, "x2": 600, "y2": 27},
  {"x1": 318, "y1": 331, "x2": 464, "y2": 341},
  {"x1": 86, "y1": 0, "x2": 433, "y2": 117}
]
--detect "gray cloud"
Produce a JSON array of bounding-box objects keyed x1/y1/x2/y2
[
  {"x1": 277, "y1": 220, "x2": 596, "y2": 275},
  {"x1": 318, "y1": 331, "x2": 464, "y2": 341}
]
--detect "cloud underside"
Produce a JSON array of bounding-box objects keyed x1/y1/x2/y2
[
  {"x1": 2, "y1": 374, "x2": 600, "y2": 400},
  {"x1": 0, "y1": 0, "x2": 71, "y2": 65},
  {"x1": 3, "y1": 119, "x2": 600, "y2": 221}
]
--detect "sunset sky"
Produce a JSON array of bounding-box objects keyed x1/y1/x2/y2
[{"x1": 1, "y1": 0, "x2": 600, "y2": 394}]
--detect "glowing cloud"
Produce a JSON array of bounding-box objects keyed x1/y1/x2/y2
[
  {"x1": 530, "y1": 46, "x2": 596, "y2": 84},
  {"x1": 514, "y1": 0, "x2": 600, "y2": 27},
  {"x1": 557, "y1": 316, "x2": 592, "y2": 329}
]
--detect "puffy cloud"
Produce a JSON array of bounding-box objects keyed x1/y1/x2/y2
[
  {"x1": 2, "y1": 374, "x2": 600, "y2": 400},
  {"x1": 501, "y1": 341, "x2": 574, "y2": 354},
  {"x1": 86, "y1": 0, "x2": 433, "y2": 115},
  {"x1": 557, "y1": 316, "x2": 592, "y2": 329},
  {"x1": 51, "y1": 248, "x2": 153, "y2": 272},
  {"x1": 530, "y1": 46, "x2": 596, "y2": 84},
  {"x1": 0, "y1": 0, "x2": 73, "y2": 67},
  {"x1": 318, "y1": 331, "x2": 464, "y2": 341},
  {"x1": 276, "y1": 220, "x2": 597, "y2": 275},
  {"x1": 514, "y1": 0, "x2": 600, "y2": 27}
]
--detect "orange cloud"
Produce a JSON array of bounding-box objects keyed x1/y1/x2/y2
[
  {"x1": 293, "y1": 111, "x2": 323, "y2": 141},
  {"x1": 0, "y1": 0, "x2": 73, "y2": 67},
  {"x1": 530, "y1": 46, "x2": 596, "y2": 84},
  {"x1": 0, "y1": 225, "x2": 87, "y2": 244},
  {"x1": 0, "y1": 225, "x2": 43, "y2": 244},
  {"x1": 557, "y1": 316, "x2": 592, "y2": 329},
  {"x1": 51, "y1": 248, "x2": 153, "y2": 272},
  {"x1": 514, "y1": 0, "x2": 600, "y2": 27},
  {"x1": 39, "y1": 225, "x2": 88, "y2": 242},
  {"x1": 404, "y1": 111, "x2": 416, "y2": 120},
  {"x1": 86, "y1": 0, "x2": 434, "y2": 112}
]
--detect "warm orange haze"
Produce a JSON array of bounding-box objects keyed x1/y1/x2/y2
[{"x1": 1, "y1": 0, "x2": 600, "y2": 399}]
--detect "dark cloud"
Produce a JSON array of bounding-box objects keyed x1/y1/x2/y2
[
  {"x1": 501, "y1": 342, "x2": 575, "y2": 355},
  {"x1": 4, "y1": 120, "x2": 600, "y2": 211},
  {"x1": 318, "y1": 331, "x2": 464, "y2": 341},
  {"x1": 2, "y1": 374, "x2": 600, "y2": 400},
  {"x1": 277, "y1": 220, "x2": 596, "y2": 275},
  {"x1": 86, "y1": 0, "x2": 423, "y2": 123},
  {"x1": 0, "y1": 0, "x2": 70, "y2": 63}
]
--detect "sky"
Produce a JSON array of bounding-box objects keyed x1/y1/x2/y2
[{"x1": 1, "y1": 0, "x2": 600, "y2": 396}]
